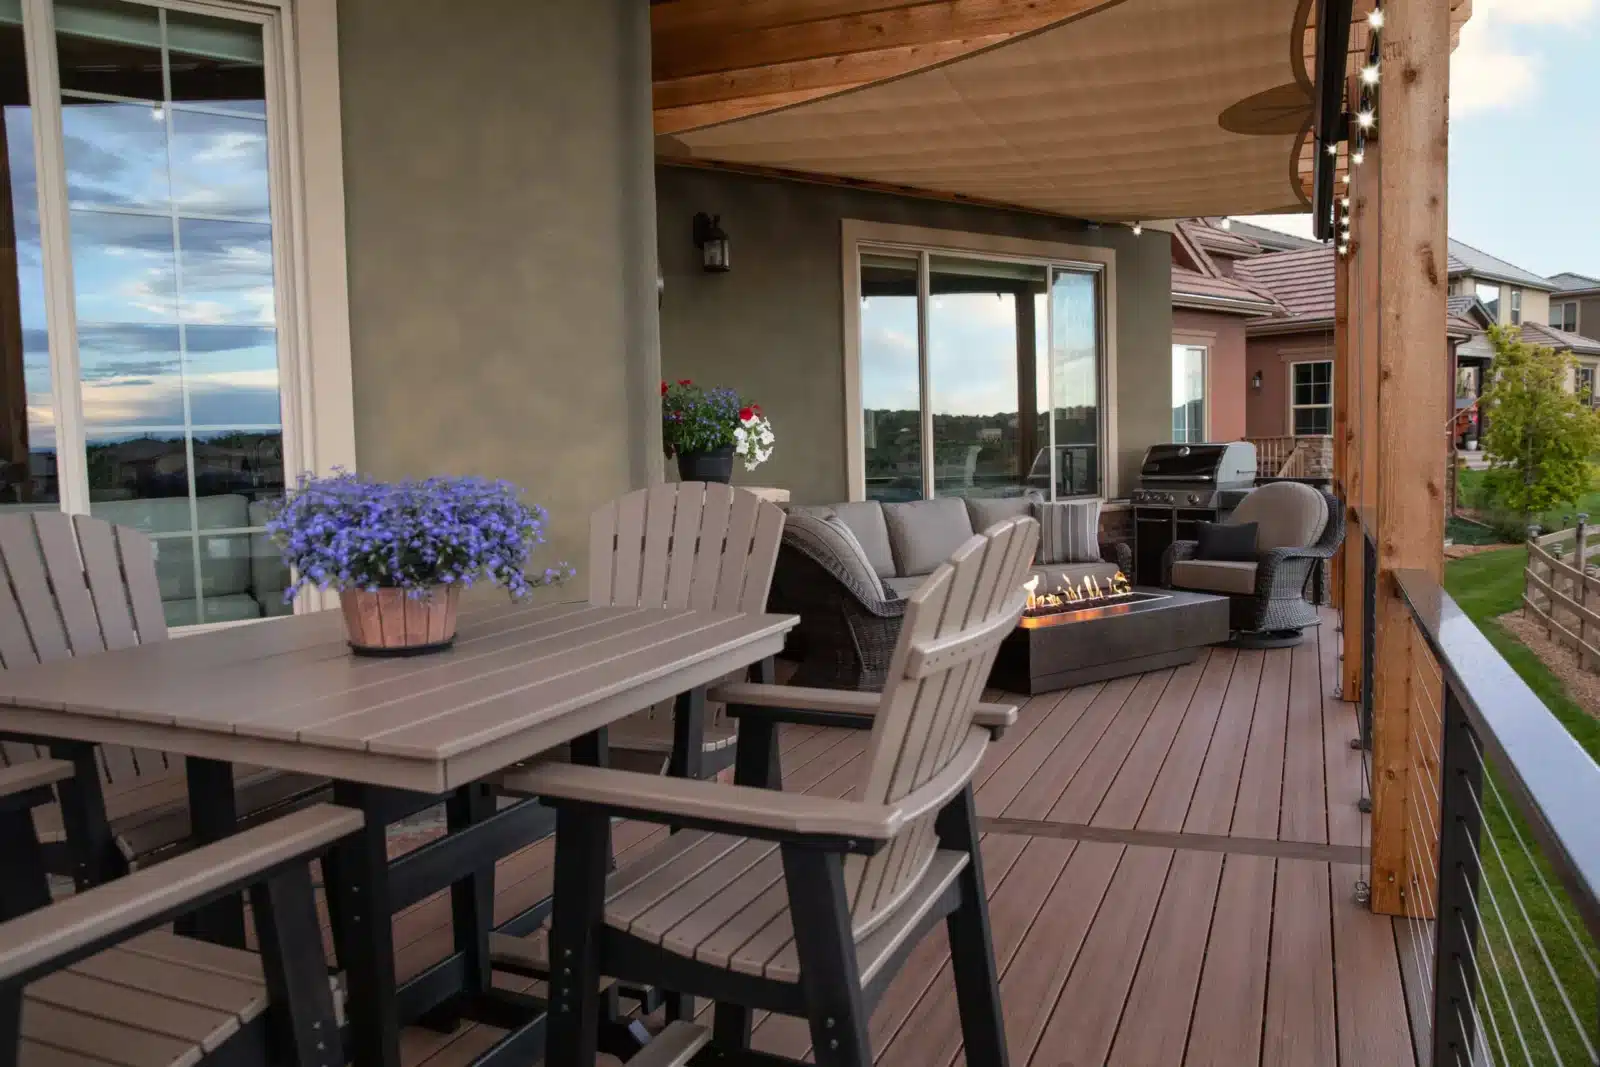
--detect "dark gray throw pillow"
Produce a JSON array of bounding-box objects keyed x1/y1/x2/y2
[{"x1": 1196, "y1": 521, "x2": 1259, "y2": 562}]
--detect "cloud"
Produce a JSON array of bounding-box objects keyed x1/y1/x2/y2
[{"x1": 1451, "y1": 0, "x2": 1596, "y2": 116}]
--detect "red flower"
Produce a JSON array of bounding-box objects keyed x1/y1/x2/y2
[
  {"x1": 678, "y1": 379, "x2": 692, "y2": 386},
  {"x1": 660, "y1": 380, "x2": 668, "y2": 396},
  {"x1": 752, "y1": 404, "x2": 763, "y2": 416},
  {"x1": 739, "y1": 406, "x2": 754, "y2": 422}
]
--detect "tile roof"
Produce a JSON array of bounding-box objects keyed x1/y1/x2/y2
[
  {"x1": 1447, "y1": 239, "x2": 1556, "y2": 291},
  {"x1": 1171, "y1": 266, "x2": 1280, "y2": 315},
  {"x1": 1180, "y1": 219, "x2": 1263, "y2": 259},
  {"x1": 1221, "y1": 219, "x2": 1322, "y2": 253},
  {"x1": 1550, "y1": 271, "x2": 1600, "y2": 295},
  {"x1": 1232, "y1": 246, "x2": 1337, "y2": 323},
  {"x1": 1458, "y1": 322, "x2": 1600, "y2": 360},
  {"x1": 1446, "y1": 294, "x2": 1496, "y2": 329}
]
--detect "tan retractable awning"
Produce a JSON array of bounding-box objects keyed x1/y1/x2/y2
[{"x1": 657, "y1": 0, "x2": 1319, "y2": 221}]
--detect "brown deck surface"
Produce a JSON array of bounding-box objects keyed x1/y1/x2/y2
[{"x1": 349, "y1": 610, "x2": 1414, "y2": 1066}]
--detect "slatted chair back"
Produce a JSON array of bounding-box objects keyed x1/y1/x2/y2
[
  {"x1": 846, "y1": 515, "x2": 1037, "y2": 936},
  {"x1": 0, "y1": 512, "x2": 171, "y2": 786},
  {"x1": 588, "y1": 482, "x2": 785, "y2": 614}
]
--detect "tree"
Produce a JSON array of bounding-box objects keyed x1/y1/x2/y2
[{"x1": 1479, "y1": 325, "x2": 1600, "y2": 517}]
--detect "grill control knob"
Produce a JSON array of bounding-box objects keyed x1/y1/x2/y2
[{"x1": 1188, "y1": 493, "x2": 1200, "y2": 505}]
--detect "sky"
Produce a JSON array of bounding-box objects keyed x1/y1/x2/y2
[{"x1": 1238, "y1": 0, "x2": 1600, "y2": 280}]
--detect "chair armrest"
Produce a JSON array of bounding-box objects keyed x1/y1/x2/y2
[
  {"x1": 502, "y1": 724, "x2": 991, "y2": 853},
  {"x1": 711, "y1": 683, "x2": 1016, "y2": 736},
  {"x1": 0, "y1": 803, "x2": 362, "y2": 987},
  {"x1": 1100, "y1": 541, "x2": 1133, "y2": 574},
  {"x1": 0, "y1": 760, "x2": 71, "y2": 811}
]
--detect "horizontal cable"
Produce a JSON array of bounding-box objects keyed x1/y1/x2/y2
[
  {"x1": 1469, "y1": 733, "x2": 1600, "y2": 980},
  {"x1": 1464, "y1": 771, "x2": 1598, "y2": 1062},
  {"x1": 1465, "y1": 870, "x2": 1562, "y2": 1064}
]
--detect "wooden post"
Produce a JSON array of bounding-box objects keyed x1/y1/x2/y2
[
  {"x1": 1575, "y1": 516, "x2": 1589, "y2": 665},
  {"x1": 1336, "y1": 228, "x2": 1363, "y2": 702},
  {"x1": 1368, "y1": 0, "x2": 1453, "y2": 920}
]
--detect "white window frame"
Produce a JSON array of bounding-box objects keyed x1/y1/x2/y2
[
  {"x1": 1510, "y1": 288, "x2": 1522, "y2": 326},
  {"x1": 1170, "y1": 343, "x2": 1208, "y2": 443},
  {"x1": 1553, "y1": 300, "x2": 1579, "y2": 333},
  {"x1": 841, "y1": 219, "x2": 1118, "y2": 501},
  {"x1": 1577, "y1": 364, "x2": 1596, "y2": 406},
  {"x1": 13, "y1": 0, "x2": 353, "y2": 623},
  {"x1": 1288, "y1": 359, "x2": 1335, "y2": 437}
]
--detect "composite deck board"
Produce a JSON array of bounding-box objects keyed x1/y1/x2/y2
[{"x1": 263, "y1": 616, "x2": 1410, "y2": 1066}]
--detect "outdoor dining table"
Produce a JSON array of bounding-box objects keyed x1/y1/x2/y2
[{"x1": 0, "y1": 597, "x2": 796, "y2": 1067}]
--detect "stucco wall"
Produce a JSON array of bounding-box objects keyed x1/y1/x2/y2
[
  {"x1": 655, "y1": 165, "x2": 1172, "y2": 504},
  {"x1": 1245, "y1": 329, "x2": 1335, "y2": 437},
  {"x1": 337, "y1": 0, "x2": 659, "y2": 574},
  {"x1": 1173, "y1": 309, "x2": 1249, "y2": 442},
  {"x1": 1555, "y1": 294, "x2": 1600, "y2": 341}
]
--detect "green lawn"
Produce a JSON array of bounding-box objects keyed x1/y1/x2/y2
[
  {"x1": 1456, "y1": 467, "x2": 1600, "y2": 535},
  {"x1": 1442, "y1": 548, "x2": 1600, "y2": 1062}
]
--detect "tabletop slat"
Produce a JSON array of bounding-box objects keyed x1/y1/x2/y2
[{"x1": 0, "y1": 603, "x2": 796, "y2": 791}]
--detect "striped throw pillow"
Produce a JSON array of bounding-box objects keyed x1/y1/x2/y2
[{"x1": 1033, "y1": 500, "x2": 1102, "y2": 564}]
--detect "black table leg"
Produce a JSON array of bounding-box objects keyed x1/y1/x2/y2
[
  {"x1": 667, "y1": 687, "x2": 706, "y2": 781},
  {"x1": 174, "y1": 757, "x2": 244, "y2": 946},
  {"x1": 47, "y1": 740, "x2": 121, "y2": 889},
  {"x1": 416, "y1": 782, "x2": 497, "y2": 1033},
  {"x1": 329, "y1": 781, "x2": 401, "y2": 1067}
]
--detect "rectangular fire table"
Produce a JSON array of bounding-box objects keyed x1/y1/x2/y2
[{"x1": 989, "y1": 587, "x2": 1229, "y2": 695}]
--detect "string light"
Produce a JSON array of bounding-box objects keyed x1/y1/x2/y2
[
  {"x1": 1219, "y1": 218, "x2": 1232, "y2": 230},
  {"x1": 1327, "y1": 143, "x2": 1340, "y2": 157},
  {"x1": 1341, "y1": 196, "x2": 1351, "y2": 208},
  {"x1": 1352, "y1": 149, "x2": 1365, "y2": 165},
  {"x1": 1368, "y1": 7, "x2": 1385, "y2": 29},
  {"x1": 1361, "y1": 64, "x2": 1381, "y2": 86},
  {"x1": 1131, "y1": 222, "x2": 1142, "y2": 236},
  {"x1": 1356, "y1": 109, "x2": 1375, "y2": 130}
]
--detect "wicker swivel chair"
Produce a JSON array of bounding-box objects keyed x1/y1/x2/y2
[{"x1": 1165, "y1": 482, "x2": 1345, "y2": 647}]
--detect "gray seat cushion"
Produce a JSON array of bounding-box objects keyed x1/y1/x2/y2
[
  {"x1": 831, "y1": 501, "x2": 897, "y2": 580},
  {"x1": 882, "y1": 498, "x2": 976, "y2": 576},
  {"x1": 883, "y1": 575, "x2": 924, "y2": 599},
  {"x1": 1034, "y1": 499, "x2": 1102, "y2": 564},
  {"x1": 1028, "y1": 561, "x2": 1121, "y2": 593},
  {"x1": 1229, "y1": 483, "x2": 1328, "y2": 552},
  {"x1": 781, "y1": 512, "x2": 890, "y2": 604},
  {"x1": 1171, "y1": 559, "x2": 1258, "y2": 596}
]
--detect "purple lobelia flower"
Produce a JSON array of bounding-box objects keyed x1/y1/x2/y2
[{"x1": 266, "y1": 470, "x2": 574, "y2": 602}]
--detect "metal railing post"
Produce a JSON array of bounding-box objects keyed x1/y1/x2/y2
[{"x1": 1429, "y1": 683, "x2": 1485, "y2": 1067}]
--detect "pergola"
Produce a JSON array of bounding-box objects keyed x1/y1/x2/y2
[{"x1": 651, "y1": 0, "x2": 1466, "y2": 925}]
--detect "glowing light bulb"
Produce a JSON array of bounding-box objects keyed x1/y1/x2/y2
[
  {"x1": 1131, "y1": 222, "x2": 1142, "y2": 236},
  {"x1": 1356, "y1": 110, "x2": 1375, "y2": 130},
  {"x1": 1352, "y1": 150, "x2": 1365, "y2": 165},
  {"x1": 1368, "y1": 8, "x2": 1385, "y2": 29},
  {"x1": 1361, "y1": 64, "x2": 1380, "y2": 86},
  {"x1": 1219, "y1": 218, "x2": 1232, "y2": 230},
  {"x1": 1327, "y1": 143, "x2": 1340, "y2": 157},
  {"x1": 1341, "y1": 196, "x2": 1351, "y2": 208}
]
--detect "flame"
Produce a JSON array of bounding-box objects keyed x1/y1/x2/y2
[{"x1": 1025, "y1": 570, "x2": 1135, "y2": 614}]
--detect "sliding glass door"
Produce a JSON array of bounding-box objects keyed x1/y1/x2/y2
[
  {"x1": 2, "y1": 0, "x2": 294, "y2": 627},
  {"x1": 857, "y1": 242, "x2": 1103, "y2": 502}
]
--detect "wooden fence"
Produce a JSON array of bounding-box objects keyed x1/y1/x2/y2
[{"x1": 1523, "y1": 517, "x2": 1600, "y2": 672}]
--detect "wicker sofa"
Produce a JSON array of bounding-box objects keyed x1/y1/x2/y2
[{"x1": 773, "y1": 494, "x2": 1130, "y2": 689}]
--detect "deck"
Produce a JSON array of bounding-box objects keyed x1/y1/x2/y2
[{"x1": 371, "y1": 610, "x2": 1418, "y2": 1066}]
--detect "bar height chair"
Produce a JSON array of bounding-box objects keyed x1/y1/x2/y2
[{"x1": 504, "y1": 515, "x2": 1039, "y2": 1067}]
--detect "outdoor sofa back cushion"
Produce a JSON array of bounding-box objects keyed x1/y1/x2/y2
[
  {"x1": 831, "y1": 501, "x2": 898, "y2": 580},
  {"x1": 882, "y1": 498, "x2": 976, "y2": 576},
  {"x1": 1034, "y1": 499, "x2": 1102, "y2": 564},
  {"x1": 1230, "y1": 482, "x2": 1328, "y2": 552},
  {"x1": 781, "y1": 511, "x2": 890, "y2": 604},
  {"x1": 964, "y1": 494, "x2": 1037, "y2": 533}
]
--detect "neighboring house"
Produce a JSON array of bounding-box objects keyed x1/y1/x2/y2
[
  {"x1": 1168, "y1": 221, "x2": 1284, "y2": 443},
  {"x1": 1231, "y1": 245, "x2": 1339, "y2": 440},
  {"x1": 1220, "y1": 219, "x2": 1323, "y2": 255},
  {"x1": 1445, "y1": 295, "x2": 1498, "y2": 447},
  {"x1": 1548, "y1": 272, "x2": 1600, "y2": 341},
  {"x1": 1447, "y1": 239, "x2": 1558, "y2": 329},
  {"x1": 1456, "y1": 320, "x2": 1600, "y2": 410}
]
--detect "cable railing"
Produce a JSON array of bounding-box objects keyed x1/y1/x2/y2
[{"x1": 1394, "y1": 568, "x2": 1600, "y2": 1066}]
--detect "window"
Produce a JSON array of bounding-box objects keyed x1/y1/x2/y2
[
  {"x1": 854, "y1": 233, "x2": 1107, "y2": 501},
  {"x1": 1553, "y1": 301, "x2": 1579, "y2": 332},
  {"x1": 1171, "y1": 344, "x2": 1206, "y2": 442},
  {"x1": 1510, "y1": 288, "x2": 1522, "y2": 326},
  {"x1": 1578, "y1": 365, "x2": 1596, "y2": 406},
  {"x1": 1475, "y1": 280, "x2": 1502, "y2": 321},
  {"x1": 0, "y1": 0, "x2": 348, "y2": 628},
  {"x1": 1290, "y1": 360, "x2": 1334, "y2": 436}
]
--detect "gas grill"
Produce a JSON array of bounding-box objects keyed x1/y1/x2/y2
[{"x1": 1129, "y1": 442, "x2": 1258, "y2": 585}]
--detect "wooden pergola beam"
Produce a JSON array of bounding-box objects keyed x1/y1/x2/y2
[
  {"x1": 653, "y1": 0, "x2": 1105, "y2": 92},
  {"x1": 1367, "y1": 0, "x2": 1452, "y2": 920}
]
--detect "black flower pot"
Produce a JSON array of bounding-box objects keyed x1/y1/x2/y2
[{"x1": 676, "y1": 447, "x2": 735, "y2": 484}]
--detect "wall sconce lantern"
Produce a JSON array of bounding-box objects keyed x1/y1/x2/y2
[
  {"x1": 693, "y1": 212, "x2": 730, "y2": 273},
  {"x1": 1251, "y1": 371, "x2": 1263, "y2": 391}
]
